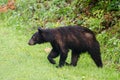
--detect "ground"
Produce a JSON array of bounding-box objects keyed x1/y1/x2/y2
[{"x1": 0, "y1": 25, "x2": 119, "y2": 80}]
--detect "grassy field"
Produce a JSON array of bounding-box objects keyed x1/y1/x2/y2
[
  {"x1": 0, "y1": 0, "x2": 120, "y2": 79},
  {"x1": 0, "y1": 22, "x2": 119, "y2": 80}
]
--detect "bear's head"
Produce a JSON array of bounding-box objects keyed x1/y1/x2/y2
[{"x1": 28, "y1": 27, "x2": 45, "y2": 45}]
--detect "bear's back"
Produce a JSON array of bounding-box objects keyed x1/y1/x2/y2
[
  {"x1": 55, "y1": 26, "x2": 94, "y2": 35},
  {"x1": 51, "y1": 26, "x2": 96, "y2": 51}
]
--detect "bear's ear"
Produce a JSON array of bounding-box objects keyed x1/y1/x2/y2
[{"x1": 38, "y1": 27, "x2": 43, "y2": 33}]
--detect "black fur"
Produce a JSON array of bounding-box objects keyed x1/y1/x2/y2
[{"x1": 28, "y1": 26, "x2": 103, "y2": 68}]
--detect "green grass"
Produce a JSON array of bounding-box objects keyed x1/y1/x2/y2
[
  {"x1": 0, "y1": 0, "x2": 120, "y2": 79},
  {"x1": 0, "y1": 24, "x2": 119, "y2": 80}
]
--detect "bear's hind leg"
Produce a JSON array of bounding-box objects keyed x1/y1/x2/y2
[
  {"x1": 90, "y1": 52, "x2": 103, "y2": 68},
  {"x1": 88, "y1": 46, "x2": 103, "y2": 68}
]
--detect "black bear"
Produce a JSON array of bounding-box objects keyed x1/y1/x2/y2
[{"x1": 28, "y1": 26, "x2": 103, "y2": 68}]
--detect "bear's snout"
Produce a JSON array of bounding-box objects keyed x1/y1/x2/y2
[{"x1": 28, "y1": 39, "x2": 35, "y2": 45}]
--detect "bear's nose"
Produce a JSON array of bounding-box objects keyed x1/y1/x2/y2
[
  {"x1": 28, "y1": 41, "x2": 32, "y2": 45},
  {"x1": 28, "y1": 40, "x2": 33, "y2": 45},
  {"x1": 28, "y1": 42, "x2": 31, "y2": 45},
  {"x1": 28, "y1": 39, "x2": 35, "y2": 45}
]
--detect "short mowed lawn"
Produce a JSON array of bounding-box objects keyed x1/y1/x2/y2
[{"x1": 0, "y1": 25, "x2": 119, "y2": 80}]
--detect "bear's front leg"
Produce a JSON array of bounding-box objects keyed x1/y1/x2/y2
[
  {"x1": 70, "y1": 51, "x2": 80, "y2": 66},
  {"x1": 47, "y1": 49, "x2": 59, "y2": 64},
  {"x1": 57, "y1": 49, "x2": 69, "y2": 68}
]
